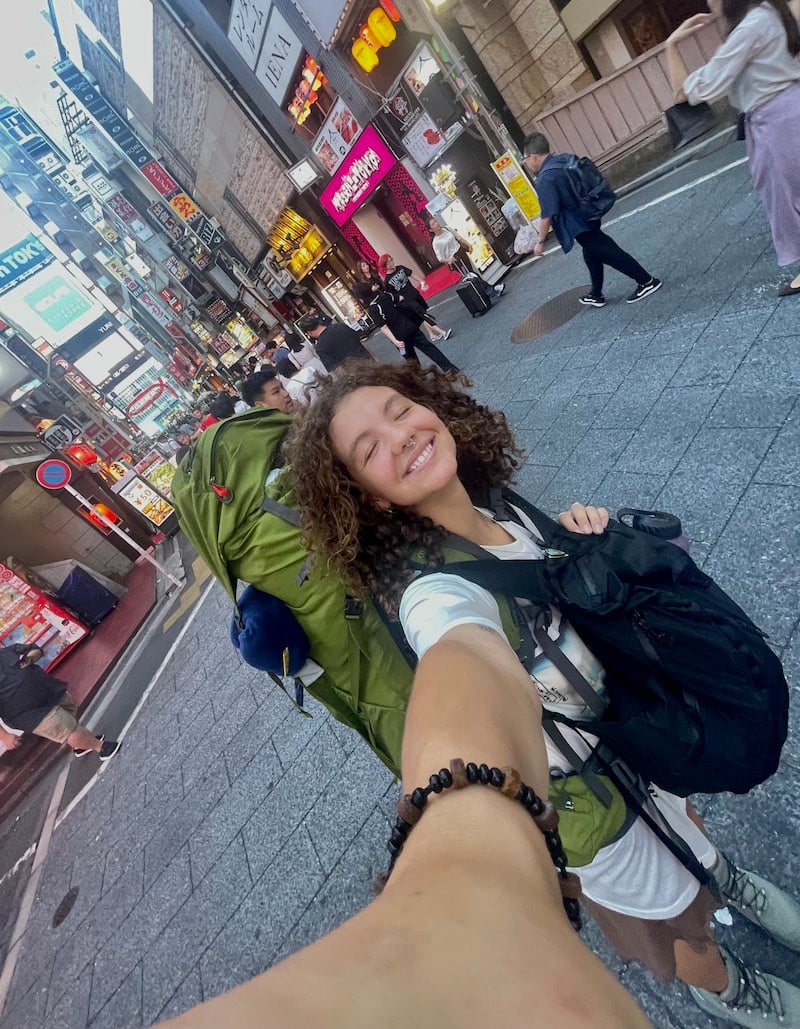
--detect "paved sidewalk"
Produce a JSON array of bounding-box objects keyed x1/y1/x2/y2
[{"x1": 2, "y1": 149, "x2": 799, "y2": 1029}]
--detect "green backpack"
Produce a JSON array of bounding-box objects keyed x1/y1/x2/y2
[
  {"x1": 171, "y1": 409, "x2": 626, "y2": 867},
  {"x1": 170, "y1": 408, "x2": 414, "y2": 776}
]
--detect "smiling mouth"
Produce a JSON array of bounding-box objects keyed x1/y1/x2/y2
[{"x1": 406, "y1": 440, "x2": 434, "y2": 475}]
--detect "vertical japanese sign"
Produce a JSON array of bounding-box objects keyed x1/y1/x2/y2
[{"x1": 490, "y1": 152, "x2": 541, "y2": 223}]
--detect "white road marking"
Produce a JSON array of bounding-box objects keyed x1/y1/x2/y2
[
  {"x1": 604, "y1": 156, "x2": 749, "y2": 229},
  {"x1": 0, "y1": 761, "x2": 69, "y2": 1016},
  {"x1": 0, "y1": 577, "x2": 216, "y2": 1018}
]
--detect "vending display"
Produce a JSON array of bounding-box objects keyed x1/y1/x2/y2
[
  {"x1": 0, "y1": 563, "x2": 89, "y2": 670},
  {"x1": 112, "y1": 472, "x2": 175, "y2": 526},
  {"x1": 135, "y1": 451, "x2": 177, "y2": 499}
]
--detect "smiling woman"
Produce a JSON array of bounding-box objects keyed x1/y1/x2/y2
[
  {"x1": 287, "y1": 361, "x2": 521, "y2": 609},
  {"x1": 286, "y1": 360, "x2": 800, "y2": 1027}
]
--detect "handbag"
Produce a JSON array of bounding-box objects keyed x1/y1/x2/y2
[{"x1": 664, "y1": 100, "x2": 717, "y2": 149}]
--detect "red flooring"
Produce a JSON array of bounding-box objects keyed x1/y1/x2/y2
[
  {"x1": 420, "y1": 265, "x2": 462, "y2": 299},
  {"x1": 0, "y1": 562, "x2": 157, "y2": 822}
]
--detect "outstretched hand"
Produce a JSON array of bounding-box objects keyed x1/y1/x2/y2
[
  {"x1": 667, "y1": 13, "x2": 716, "y2": 44},
  {"x1": 558, "y1": 502, "x2": 609, "y2": 535}
]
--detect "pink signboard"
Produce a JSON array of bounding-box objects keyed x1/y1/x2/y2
[{"x1": 319, "y1": 125, "x2": 397, "y2": 226}]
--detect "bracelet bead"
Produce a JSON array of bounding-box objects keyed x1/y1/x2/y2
[{"x1": 381, "y1": 758, "x2": 582, "y2": 932}]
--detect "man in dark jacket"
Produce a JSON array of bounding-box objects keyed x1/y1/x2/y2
[
  {"x1": 296, "y1": 314, "x2": 374, "y2": 373},
  {"x1": 523, "y1": 132, "x2": 661, "y2": 308},
  {"x1": 0, "y1": 644, "x2": 120, "y2": 759}
]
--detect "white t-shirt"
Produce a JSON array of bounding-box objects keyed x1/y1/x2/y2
[
  {"x1": 399, "y1": 506, "x2": 717, "y2": 918},
  {"x1": 281, "y1": 365, "x2": 326, "y2": 406}
]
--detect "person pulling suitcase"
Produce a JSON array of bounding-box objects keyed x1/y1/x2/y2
[{"x1": 428, "y1": 218, "x2": 505, "y2": 317}]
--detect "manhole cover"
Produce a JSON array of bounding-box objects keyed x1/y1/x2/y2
[
  {"x1": 52, "y1": 886, "x2": 79, "y2": 928},
  {"x1": 511, "y1": 285, "x2": 591, "y2": 344}
]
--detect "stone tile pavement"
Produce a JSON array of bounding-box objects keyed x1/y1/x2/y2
[{"x1": 2, "y1": 148, "x2": 799, "y2": 1028}]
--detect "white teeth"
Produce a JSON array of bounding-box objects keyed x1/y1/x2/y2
[{"x1": 408, "y1": 442, "x2": 433, "y2": 473}]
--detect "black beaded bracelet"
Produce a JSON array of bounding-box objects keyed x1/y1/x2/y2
[{"x1": 383, "y1": 758, "x2": 582, "y2": 931}]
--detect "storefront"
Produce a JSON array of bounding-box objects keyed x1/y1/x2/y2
[
  {"x1": 375, "y1": 41, "x2": 518, "y2": 274},
  {"x1": 318, "y1": 123, "x2": 438, "y2": 283}
]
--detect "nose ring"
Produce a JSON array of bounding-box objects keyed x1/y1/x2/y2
[{"x1": 404, "y1": 436, "x2": 416, "y2": 449}]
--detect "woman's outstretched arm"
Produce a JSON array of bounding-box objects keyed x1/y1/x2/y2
[{"x1": 161, "y1": 626, "x2": 649, "y2": 1029}]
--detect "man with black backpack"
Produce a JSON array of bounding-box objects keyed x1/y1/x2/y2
[{"x1": 523, "y1": 132, "x2": 662, "y2": 308}]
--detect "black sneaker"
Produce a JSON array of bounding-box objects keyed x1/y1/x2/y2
[
  {"x1": 98, "y1": 739, "x2": 121, "y2": 762},
  {"x1": 579, "y1": 294, "x2": 606, "y2": 307},
  {"x1": 74, "y1": 734, "x2": 103, "y2": 758},
  {"x1": 626, "y1": 277, "x2": 662, "y2": 303}
]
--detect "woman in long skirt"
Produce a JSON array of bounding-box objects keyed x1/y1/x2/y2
[{"x1": 666, "y1": 1, "x2": 800, "y2": 296}]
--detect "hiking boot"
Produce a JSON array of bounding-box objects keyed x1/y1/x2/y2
[
  {"x1": 579, "y1": 293, "x2": 606, "y2": 308},
  {"x1": 711, "y1": 851, "x2": 800, "y2": 952},
  {"x1": 626, "y1": 277, "x2": 662, "y2": 303},
  {"x1": 98, "y1": 738, "x2": 121, "y2": 762},
  {"x1": 690, "y1": 946, "x2": 800, "y2": 1028},
  {"x1": 74, "y1": 734, "x2": 103, "y2": 758}
]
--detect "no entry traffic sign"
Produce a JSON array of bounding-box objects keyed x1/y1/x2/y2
[{"x1": 35, "y1": 459, "x2": 72, "y2": 490}]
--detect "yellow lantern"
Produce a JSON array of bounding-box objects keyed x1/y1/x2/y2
[
  {"x1": 359, "y1": 24, "x2": 380, "y2": 50},
  {"x1": 368, "y1": 7, "x2": 397, "y2": 47},
  {"x1": 352, "y1": 37, "x2": 379, "y2": 72}
]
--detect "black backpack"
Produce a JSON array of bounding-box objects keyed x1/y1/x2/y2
[
  {"x1": 565, "y1": 155, "x2": 616, "y2": 221},
  {"x1": 428, "y1": 490, "x2": 788, "y2": 797}
]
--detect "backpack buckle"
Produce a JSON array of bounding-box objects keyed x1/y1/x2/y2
[{"x1": 344, "y1": 597, "x2": 363, "y2": 620}]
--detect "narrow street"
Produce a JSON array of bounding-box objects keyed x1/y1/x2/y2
[{"x1": 1, "y1": 141, "x2": 798, "y2": 1029}]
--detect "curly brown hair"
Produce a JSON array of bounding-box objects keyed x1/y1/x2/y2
[{"x1": 287, "y1": 360, "x2": 523, "y2": 609}]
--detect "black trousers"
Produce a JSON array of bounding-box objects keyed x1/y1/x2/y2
[
  {"x1": 575, "y1": 225, "x2": 651, "y2": 297},
  {"x1": 402, "y1": 329, "x2": 460, "y2": 372}
]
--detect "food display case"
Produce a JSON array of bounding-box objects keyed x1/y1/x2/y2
[{"x1": 112, "y1": 471, "x2": 175, "y2": 528}]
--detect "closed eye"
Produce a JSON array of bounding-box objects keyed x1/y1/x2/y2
[
  {"x1": 364, "y1": 442, "x2": 377, "y2": 466},
  {"x1": 395, "y1": 407, "x2": 411, "y2": 419}
]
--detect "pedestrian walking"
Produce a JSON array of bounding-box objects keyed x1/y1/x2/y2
[
  {"x1": 428, "y1": 218, "x2": 505, "y2": 300},
  {"x1": 289, "y1": 359, "x2": 800, "y2": 1029},
  {"x1": 0, "y1": 644, "x2": 120, "y2": 760},
  {"x1": 666, "y1": 0, "x2": 800, "y2": 297},
  {"x1": 523, "y1": 133, "x2": 662, "y2": 307},
  {"x1": 376, "y1": 253, "x2": 452, "y2": 344},
  {"x1": 296, "y1": 312, "x2": 374, "y2": 373},
  {"x1": 371, "y1": 287, "x2": 460, "y2": 373}
]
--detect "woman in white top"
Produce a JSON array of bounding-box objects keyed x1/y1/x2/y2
[
  {"x1": 290, "y1": 360, "x2": 800, "y2": 1029},
  {"x1": 666, "y1": 1, "x2": 800, "y2": 296}
]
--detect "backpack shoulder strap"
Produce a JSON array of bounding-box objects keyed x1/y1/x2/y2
[
  {"x1": 501, "y1": 488, "x2": 562, "y2": 546},
  {"x1": 260, "y1": 495, "x2": 302, "y2": 526}
]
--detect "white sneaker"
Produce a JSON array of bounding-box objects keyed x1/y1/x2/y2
[
  {"x1": 690, "y1": 946, "x2": 800, "y2": 1029},
  {"x1": 712, "y1": 851, "x2": 800, "y2": 952}
]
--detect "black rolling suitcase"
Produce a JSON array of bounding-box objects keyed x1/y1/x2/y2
[{"x1": 456, "y1": 274, "x2": 491, "y2": 317}]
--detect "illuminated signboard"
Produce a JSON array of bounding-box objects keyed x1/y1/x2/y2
[{"x1": 319, "y1": 126, "x2": 396, "y2": 226}]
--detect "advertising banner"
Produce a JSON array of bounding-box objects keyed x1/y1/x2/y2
[
  {"x1": 227, "y1": 0, "x2": 271, "y2": 68},
  {"x1": 140, "y1": 161, "x2": 180, "y2": 197},
  {"x1": 0, "y1": 235, "x2": 55, "y2": 297},
  {"x1": 113, "y1": 474, "x2": 174, "y2": 526},
  {"x1": 104, "y1": 257, "x2": 144, "y2": 298},
  {"x1": 490, "y1": 152, "x2": 541, "y2": 223},
  {"x1": 254, "y1": 6, "x2": 303, "y2": 104},
  {"x1": 0, "y1": 268, "x2": 101, "y2": 347},
  {"x1": 311, "y1": 97, "x2": 361, "y2": 175},
  {"x1": 319, "y1": 126, "x2": 397, "y2": 227}
]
